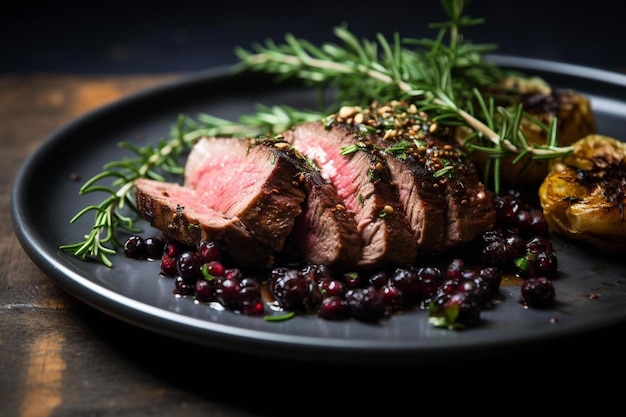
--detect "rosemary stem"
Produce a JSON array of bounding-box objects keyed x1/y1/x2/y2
[
  {"x1": 247, "y1": 53, "x2": 415, "y2": 93},
  {"x1": 454, "y1": 106, "x2": 516, "y2": 151},
  {"x1": 361, "y1": 65, "x2": 414, "y2": 92},
  {"x1": 247, "y1": 53, "x2": 352, "y2": 75},
  {"x1": 452, "y1": 104, "x2": 573, "y2": 156},
  {"x1": 145, "y1": 138, "x2": 182, "y2": 169}
]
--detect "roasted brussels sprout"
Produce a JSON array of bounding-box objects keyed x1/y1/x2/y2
[{"x1": 538, "y1": 134, "x2": 626, "y2": 253}]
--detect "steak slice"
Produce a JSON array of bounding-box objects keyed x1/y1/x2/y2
[
  {"x1": 288, "y1": 168, "x2": 362, "y2": 269},
  {"x1": 378, "y1": 147, "x2": 447, "y2": 252},
  {"x1": 325, "y1": 102, "x2": 497, "y2": 251},
  {"x1": 401, "y1": 132, "x2": 496, "y2": 248},
  {"x1": 284, "y1": 122, "x2": 419, "y2": 268},
  {"x1": 184, "y1": 137, "x2": 306, "y2": 253},
  {"x1": 134, "y1": 178, "x2": 273, "y2": 268},
  {"x1": 436, "y1": 141, "x2": 497, "y2": 248}
]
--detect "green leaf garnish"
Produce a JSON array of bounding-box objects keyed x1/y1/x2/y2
[{"x1": 264, "y1": 311, "x2": 297, "y2": 322}]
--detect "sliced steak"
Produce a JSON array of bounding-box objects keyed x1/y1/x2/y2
[
  {"x1": 324, "y1": 102, "x2": 497, "y2": 251},
  {"x1": 284, "y1": 122, "x2": 419, "y2": 268},
  {"x1": 288, "y1": 169, "x2": 362, "y2": 269},
  {"x1": 184, "y1": 137, "x2": 306, "y2": 253},
  {"x1": 435, "y1": 140, "x2": 497, "y2": 247},
  {"x1": 380, "y1": 152, "x2": 448, "y2": 252},
  {"x1": 134, "y1": 178, "x2": 273, "y2": 268}
]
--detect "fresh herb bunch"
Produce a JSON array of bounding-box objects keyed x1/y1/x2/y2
[{"x1": 60, "y1": 0, "x2": 573, "y2": 267}]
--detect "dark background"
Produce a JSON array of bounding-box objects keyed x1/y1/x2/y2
[{"x1": 2, "y1": 0, "x2": 623, "y2": 75}]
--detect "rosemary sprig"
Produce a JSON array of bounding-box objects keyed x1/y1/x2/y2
[
  {"x1": 59, "y1": 107, "x2": 322, "y2": 266},
  {"x1": 59, "y1": 116, "x2": 190, "y2": 266},
  {"x1": 234, "y1": 0, "x2": 573, "y2": 193}
]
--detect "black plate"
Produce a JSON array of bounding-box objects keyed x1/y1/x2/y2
[{"x1": 11, "y1": 56, "x2": 626, "y2": 364}]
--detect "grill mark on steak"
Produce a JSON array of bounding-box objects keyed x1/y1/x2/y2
[
  {"x1": 134, "y1": 178, "x2": 273, "y2": 268},
  {"x1": 284, "y1": 122, "x2": 419, "y2": 268},
  {"x1": 184, "y1": 137, "x2": 306, "y2": 253}
]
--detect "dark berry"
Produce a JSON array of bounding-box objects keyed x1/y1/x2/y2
[
  {"x1": 390, "y1": 267, "x2": 423, "y2": 308},
  {"x1": 529, "y1": 209, "x2": 549, "y2": 237},
  {"x1": 450, "y1": 291, "x2": 481, "y2": 326},
  {"x1": 224, "y1": 268, "x2": 243, "y2": 281},
  {"x1": 269, "y1": 268, "x2": 322, "y2": 313},
  {"x1": 526, "y1": 236, "x2": 553, "y2": 254},
  {"x1": 241, "y1": 297, "x2": 265, "y2": 316},
  {"x1": 318, "y1": 279, "x2": 346, "y2": 298},
  {"x1": 418, "y1": 266, "x2": 444, "y2": 302},
  {"x1": 164, "y1": 240, "x2": 186, "y2": 258},
  {"x1": 144, "y1": 236, "x2": 165, "y2": 260},
  {"x1": 318, "y1": 296, "x2": 350, "y2": 320},
  {"x1": 478, "y1": 267, "x2": 502, "y2": 301},
  {"x1": 345, "y1": 287, "x2": 386, "y2": 322},
  {"x1": 521, "y1": 277, "x2": 556, "y2": 308},
  {"x1": 238, "y1": 281, "x2": 265, "y2": 316},
  {"x1": 176, "y1": 251, "x2": 201, "y2": 281},
  {"x1": 214, "y1": 277, "x2": 242, "y2": 310},
  {"x1": 446, "y1": 259, "x2": 465, "y2": 280},
  {"x1": 504, "y1": 235, "x2": 527, "y2": 258},
  {"x1": 379, "y1": 285, "x2": 404, "y2": 312},
  {"x1": 428, "y1": 282, "x2": 481, "y2": 329},
  {"x1": 535, "y1": 251, "x2": 558, "y2": 278},
  {"x1": 482, "y1": 239, "x2": 509, "y2": 267},
  {"x1": 368, "y1": 271, "x2": 390, "y2": 289},
  {"x1": 160, "y1": 253, "x2": 177, "y2": 277},
  {"x1": 174, "y1": 275, "x2": 195, "y2": 296},
  {"x1": 202, "y1": 260, "x2": 226, "y2": 278},
  {"x1": 124, "y1": 235, "x2": 146, "y2": 259},
  {"x1": 194, "y1": 279, "x2": 215, "y2": 302},
  {"x1": 481, "y1": 230, "x2": 504, "y2": 244},
  {"x1": 515, "y1": 208, "x2": 531, "y2": 228},
  {"x1": 197, "y1": 240, "x2": 222, "y2": 264}
]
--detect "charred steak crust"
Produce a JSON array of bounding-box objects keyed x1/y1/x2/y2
[
  {"x1": 325, "y1": 101, "x2": 497, "y2": 251},
  {"x1": 184, "y1": 137, "x2": 306, "y2": 253},
  {"x1": 284, "y1": 121, "x2": 419, "y2": 268},
  {"x1": 134, "y1": 178, "x2": 273, "y2": 268}
]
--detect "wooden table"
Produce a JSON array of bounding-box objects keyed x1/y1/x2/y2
[{"x1": 2, "y1": 74, "x2": 624, "y2": 416}]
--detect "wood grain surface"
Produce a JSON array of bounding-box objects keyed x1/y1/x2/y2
[{"x1": 1, "y1": 74, "x2": 623, "y2": 417}]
